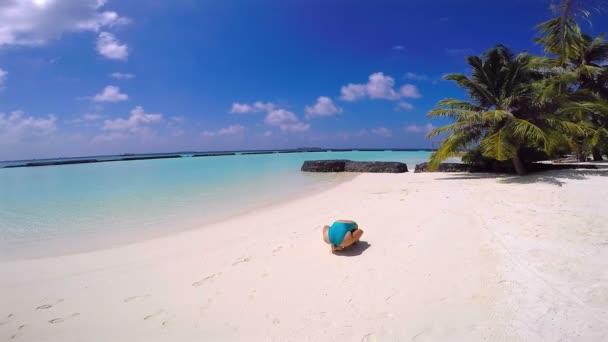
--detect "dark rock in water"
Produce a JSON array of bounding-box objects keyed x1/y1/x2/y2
[
  {"x1": 414, "y1": 162, "x2": 472, "y2": 173},
  {"x1": 301, "y1": 160, "x2": 408, "y2": 173},
  {"x1": 344, "y1": 161, "x2": 408, "y2": 173},
  {"x1": 301, "y1": 160, "x2": 348, "y2": 172}
]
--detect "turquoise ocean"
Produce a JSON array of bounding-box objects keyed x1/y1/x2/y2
[{"x1": 0, "y1": 151, "x2": 430, "y2": 260}]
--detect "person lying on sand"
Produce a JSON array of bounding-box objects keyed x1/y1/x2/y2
[{"x1": 323, "y1": 220, "x2": 364, "y2": 252}]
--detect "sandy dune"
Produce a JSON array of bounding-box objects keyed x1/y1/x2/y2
[{"x1": 1, "y1": 170, "x2": 607, "y2": 341}]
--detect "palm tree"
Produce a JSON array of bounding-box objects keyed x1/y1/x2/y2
[
  {"x1": 534, "y1": 0, "x2": 588, "y2": 67},
  {"x1": 426, "y1": 45, "x2": 552, "y2": 175},
  {"x1": 427, "y1": 0, "x2": 608, "y2": 172},
  {"x1": 534, "y1": 2, "x2": 608, "y2": 160}
]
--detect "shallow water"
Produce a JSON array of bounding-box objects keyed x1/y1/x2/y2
[{"x1": 0, "y1": 151, "x2": 430, "y2": 260}]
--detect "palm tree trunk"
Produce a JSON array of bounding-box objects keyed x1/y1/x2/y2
[
  {"x1": 592, "y1": 146, "x2": 603, "y2": 161},
  {"x1": 577, "y1": 147, "x2": 587, "y2": 162},
  {"x1": 575, "y1": 143, "x2": 587, "y2": 162},
  {"x1": 511, "y1": 152, "x2": 527, "y2": 175}
]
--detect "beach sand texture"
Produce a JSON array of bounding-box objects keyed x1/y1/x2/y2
[{"x1": 1, "y1": 170, "x2": 607, "y2": 341}]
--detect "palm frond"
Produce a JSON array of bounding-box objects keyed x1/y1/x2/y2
[
  {"x1": 427, "y1": 108, "x2": 483, "y2": 120},
  {"x1": 445, "y1": 74, "x2": 497, "y2": 107},
  {"x1": 479, "y1": 130, "x2": 516, "y2": 161},
  {"x1": 434, "y1": 99, "x2": 485, "y2": 111},
  {"x1": 427, "y1": 121, "x2": 482, "y2": 138},
  {"x1": 481, "y1": 110, "x2": 513, "y2": 124},
  {"x1": 546, "y1": 118, "x2": 593, "y2": 136},
  {"x1": 428, "y1": 133, "x2": 476, "y2": 170},
  {"x1": 510, "y1": 119, "x2": 547, "y2": 147},
  {"x1": 590, "y1": 127, "x2": 608, "y2": 146},
  {"x1": 535, "y1": 12, "x2": 584, "y2": 64}
]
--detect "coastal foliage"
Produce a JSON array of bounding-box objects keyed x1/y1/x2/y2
[{"x1": 427, "y1": 0, "x2": 608, "y2": 174}]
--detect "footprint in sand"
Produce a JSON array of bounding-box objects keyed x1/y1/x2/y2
[
  {"x1": 48, "y1": 313, "x2": 80, "y2": 324},
  {"x1": 384, "y1": 290, "x2": 398, "y2": 302},
  {"x1": 143, "y1": 310, "x2": 173, "y2": 328},
  {"x1": 232, "y1": 257, "x2": 251, "y2": 266},
  {"x1": 9, "y1": 325, "x2": 26, "y2": 340},
  {"x1": 143, "y1": 310, "x2": 165, "y2": 321},
  {"x1": 0, "y1": 314, "x2": 13, "y2": 326},
  {"x1": 410, "y1": 329, "x2": 428, "y2": 341},
  {"x1": 36, "y1": 299, "x2": 64, "y2": 310},
  {"x1": 361, "y1": 333, "x2": 378, "y2": 342},
  {"x1": 192, "y1": 273, "x2": 221, "y2": 287},
  {"x1": 123, "y1": 294, "x2": 150, "y2": 303}
]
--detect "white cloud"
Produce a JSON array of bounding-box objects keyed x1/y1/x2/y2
[
  {"x1": 110, "y1": 72, "x2": 135, "y2": 80},
  {"x1": 339, "y1": 84, "x2": 366, "y2": 101},
  {"x1": 0, "y1": 110, "x2": 57, "y2": 143},
  {"x1": 305, "y1": 96, "x2": 342, "y2": 118},
  {"x1": 103, "y1": 106, "x2": 162, "y2": 132},
  {"x1": 96, "y1": 32, "x2": 128, "y2": 60},
  {"x1": 397, "y1": 101, "x2": 414, "y2": 110},
  {"x1": 371, "y1": 127, "x2": 392, "y2": 137},
  {"x1": 392, "y1": 45, "x2": 405, "y2": 51},
  {"x1": 265, "y1": 109, "x2": 297, "y2": 126},
  {"x1": 67, "y1": 112, "x2": 103, "y2": 124},
  {"x1": 399, "y1": 84, "x2": 421, "y2": 98},
  {"x1": 265, "y1": 108, "x2": 310, "y2": 133},
  {"x1": 0, "y1": 68, "x2": 7, "y2": 89},
  {"x1": 202, "y1": 124, "x2": 245, "y2": 137},
  {"x1": 230, "y1": 103, "x2": 252, "y2": 113},
  {"x1": 93, "y1": 85, "x2": 128, "y2": 102},
  {"x1": 280, "y1": 122, "x2": 310, "y2": 132},
  {"x1": 169, "y1": 116, "x2": 185, "y2": 124},
  {"x1": 0, "y1": 0, "x2": 128, "y2": 47},
  {"x1": 404, "y1": 72, "x2": 429, "y2": 81},
  {"x1": 405, "y1": 123, "x2": 435, "y2": 133},
  {"x1": 262, "y1": 130, "x2": 272, "y2": 137},
  {"x1": 83, "y1": 113, "x2": 103, "y2": 121},
  {"x1": 252, "y1": 101, "x2": 275, "y2": 112},
  {"x1": 231, "y1": 100, "x2": 309, "y2": 133},
  {"x1": 340, "y1": 72, "x2": 421, "y2": 101},
  {"x1": 230, "y1": 101, "x2": 275, "y2": 114}
]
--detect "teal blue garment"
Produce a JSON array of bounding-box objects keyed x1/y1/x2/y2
[{"x1": 328, "y1": 221, "x2": 357, "y2": 246}]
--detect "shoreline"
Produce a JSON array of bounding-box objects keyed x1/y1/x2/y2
[
  {"x1": 0, "y1": 172, "x2": 359, "y2": 262},
  {"x1": 0, "y1": 148, "x2": 434, "y2": 168},
  {"x1": 1, "y1": 170, "x2": 607, "y2": 340}
]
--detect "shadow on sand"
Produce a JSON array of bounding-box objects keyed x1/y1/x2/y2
[
  {"x1": 434, "y1": 169, "x2": 608, "y2": 187},
  {"x1": 332, "y1": 241, "x2": 371, "y2": 257}
]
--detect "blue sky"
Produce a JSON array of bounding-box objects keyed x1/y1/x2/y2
[{"x1": 0, "y1": 0, "x2": 607, "y2": 160}]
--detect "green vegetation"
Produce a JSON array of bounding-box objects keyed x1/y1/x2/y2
[{"x1": 427, "y1": 0, "x2": 608, "y2": 175}]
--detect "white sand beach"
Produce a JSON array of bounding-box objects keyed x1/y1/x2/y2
[{"x1": 1, "y1": 170, "x2": 607, "y2": 341}]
